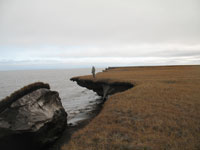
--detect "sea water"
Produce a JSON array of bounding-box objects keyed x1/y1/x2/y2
[{"x1": 0, "y1": 68, "x2": 102, "y2": 124}]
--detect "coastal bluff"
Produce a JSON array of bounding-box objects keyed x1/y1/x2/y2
[
  {"x1": 0, "y1": 82, "x2": 67, "y2": 150},
  {"x1": 63, "y1": 65, "x2": 200, "y2": 150}
]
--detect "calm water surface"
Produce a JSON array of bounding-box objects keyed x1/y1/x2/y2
[{"x1": 0, "y1": 68, "x2": 102, "y2": 124}]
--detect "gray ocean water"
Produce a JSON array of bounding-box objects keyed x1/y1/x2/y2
[{"x1": 0, "y1": 68, "x2": 102, "y2": 124}]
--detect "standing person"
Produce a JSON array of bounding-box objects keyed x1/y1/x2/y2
[{"x1": 92, "y1": 66, "x2": 96, "y2": 78}]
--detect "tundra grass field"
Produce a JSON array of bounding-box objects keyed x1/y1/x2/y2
[{"x1": 63, "y1": 65, "x2": 200, "y2": 150}]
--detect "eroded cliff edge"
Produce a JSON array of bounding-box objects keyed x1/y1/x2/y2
[{"x1": 70, "y1": 77, "x2": 133, "y2": 100}]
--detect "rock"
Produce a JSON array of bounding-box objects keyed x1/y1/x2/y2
[{"x1": 0, "y1": 82, "x2": 67, "y2": 150}]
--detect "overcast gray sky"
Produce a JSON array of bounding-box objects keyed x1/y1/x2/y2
[{"x1": 0, "y1": 0, "x2": 200, "y2": 70}]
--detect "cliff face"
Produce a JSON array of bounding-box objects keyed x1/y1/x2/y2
[
  {"x1": 0, "y1": 82, "x2": 67, "y2": 150},
  {"x1": 70, "y1": 77, "x2": 133, "y2": 100}
]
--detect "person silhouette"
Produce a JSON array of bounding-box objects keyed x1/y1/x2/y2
[{"x1": 92, "y1": 66, "x2": 96, "y2": 78}]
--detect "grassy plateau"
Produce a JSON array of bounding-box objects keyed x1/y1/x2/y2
[{"x1": 62, "y1": 65, "x2": 200, "y2": 150}]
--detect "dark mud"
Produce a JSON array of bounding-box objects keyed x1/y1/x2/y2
[{"x1": 44, "y1": 98, "x2": 105, "y2": 150}]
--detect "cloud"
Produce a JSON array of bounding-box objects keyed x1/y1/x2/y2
[
  {"x1": 0, "y1": 55, "x2": 200, "y2": 71},
  {"x1": 0, "y1": 0, "x2": 200, "y2": 70},
  {"x1": 1, "y1": 44, "x2": 200, "y2": 59},
  {"x1": 0, "y1": 0, "x2": 200, "y2": 46},
  {"x1": 0, "y1": 44, "x2": 200, "y2": 70}
]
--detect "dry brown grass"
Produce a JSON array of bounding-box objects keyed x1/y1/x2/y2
[{"x1": 63, "y1": 65, "x2": 200, "y2": 150}]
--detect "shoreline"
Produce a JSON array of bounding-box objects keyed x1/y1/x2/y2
[
  {"x1": 1, "y1": 65, "x2": 199, "y2": 150},
  {"x1": 45, "y1": 70, "x2": 135, "y2": 150},
  {"x1": 45, "y1": 98, "x2": 105, "y2": 150}
]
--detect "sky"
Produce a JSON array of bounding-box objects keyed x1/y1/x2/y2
[{"x1": 0, "y1": 0, "x2": 200, "y2": 70}]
